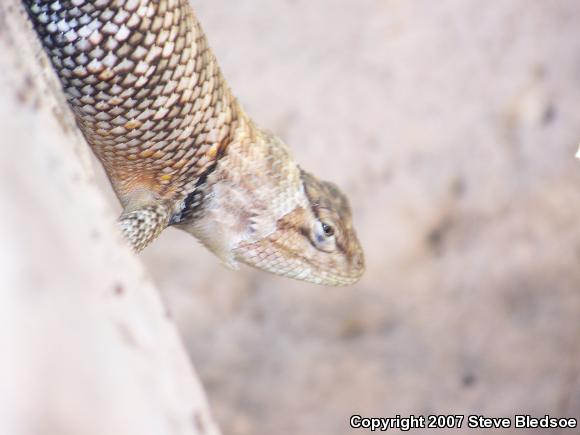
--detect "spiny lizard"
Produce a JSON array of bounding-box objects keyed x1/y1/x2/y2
[{"x1": 25, "y1": 0, "x2": 365, "y2": 286}]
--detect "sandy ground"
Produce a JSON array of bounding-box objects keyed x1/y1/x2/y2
[{"x1": 92, "y1": 1, "x2": 580, "y2": 434}]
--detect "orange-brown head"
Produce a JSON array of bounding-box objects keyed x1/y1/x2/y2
[
  {"x1": 231, "y1": 170, "x2": 365, "y2": 286},
  {"x1": 176, "y1": 128, "x2": 365, "y2": 286}
]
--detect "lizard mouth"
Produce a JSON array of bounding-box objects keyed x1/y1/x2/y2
[{"x1": 234, "y1": 237, "x2": 365, "y2": 286}]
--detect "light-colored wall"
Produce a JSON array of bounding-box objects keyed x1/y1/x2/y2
[{"x1": 0, "y1": 3, "x2": 220, "y2": 434}]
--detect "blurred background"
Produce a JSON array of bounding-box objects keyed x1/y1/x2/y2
[{"x1": 94, "y1": 0, "x2": 580, "y2": 434}]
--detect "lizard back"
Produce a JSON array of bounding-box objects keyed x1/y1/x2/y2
[{"x1": 26, "y1": 0, "x2": 239, "y2": 204}]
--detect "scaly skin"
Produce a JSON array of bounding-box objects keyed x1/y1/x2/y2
[{"x1": 25, "y1": 0, "x2": 365, "y2": 286}]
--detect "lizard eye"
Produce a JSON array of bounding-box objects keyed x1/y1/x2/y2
[
  {"x1": 322, "y1": 222, "x2": 335, "y2": 237},
  {"x1": 311, "y1": 221, "x2": 337, "y2": 252}
]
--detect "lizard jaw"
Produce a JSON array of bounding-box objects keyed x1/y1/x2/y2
[{"x1": 232, "y1": 206, "x2": 365, "y2": 286}]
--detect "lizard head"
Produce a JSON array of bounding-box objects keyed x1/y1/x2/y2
[
  {"x1": 174, "y1": 129, "x2": 365, "y2": 287},
  {"x1": 233, "y1": 169, "x2": 365, "y2": 286}
]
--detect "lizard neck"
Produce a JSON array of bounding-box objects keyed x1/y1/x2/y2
[{"x1": 175, "y1": 116, "x2": 308, "y2": 268}]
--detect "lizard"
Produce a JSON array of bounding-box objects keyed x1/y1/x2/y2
[{"x1": 24, "y1": 0, "x2": 365, "y2": 286}]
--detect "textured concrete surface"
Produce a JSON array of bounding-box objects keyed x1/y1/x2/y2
[{"x1": 97, "y1": 1, "x2": 580, "y2": 434}]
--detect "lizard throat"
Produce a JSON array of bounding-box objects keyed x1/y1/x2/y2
[{"x1": 174, "y1": 128, "x2": 309, "y2": 268}]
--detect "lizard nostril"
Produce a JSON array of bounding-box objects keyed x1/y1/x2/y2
[{"x1": 358, "y1": 252, "x2": 366, "y2": 270}]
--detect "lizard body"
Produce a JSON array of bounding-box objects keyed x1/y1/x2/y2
[{"x1": 25, "y1": 0, "x2": 364, "y2": 286}]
